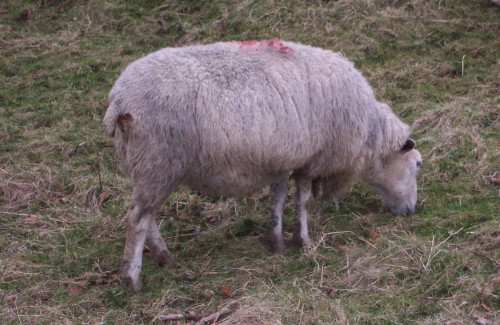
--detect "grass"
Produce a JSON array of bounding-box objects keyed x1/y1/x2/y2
[{"x1": 1, "y1": 0, "x2": 499, "y2": 324}]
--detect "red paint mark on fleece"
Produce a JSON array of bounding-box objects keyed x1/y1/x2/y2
[
  {"x1": 237, "y1": 39, "x2": 293, "y2": 54},
  {"x1": 266, "y1": 39, "x2": 293, "y2": 54},
  {"x1": 239, "y1": 40, "x2": 258, "y2": 46}
]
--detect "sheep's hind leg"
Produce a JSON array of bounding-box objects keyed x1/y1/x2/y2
[
  {"x1": 121, "y1": 205, "x2": 155, "y2": 292},
  {"x1": 121, "y1": 180, "x2": 177, "y2": 292},
  {"x1": 267, "y1": 173, "x2": 288, "y2": 252},
  {"x1": 146, "y1": 219, "x2": 175, "y2": 267},
  {"x1": 293, "y1": 174, "x2": 314, "y2": 247}
]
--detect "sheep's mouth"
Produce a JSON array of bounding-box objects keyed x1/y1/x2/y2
[{"x1": 389, "y1": 205, "x2": 415, "y2": 215}]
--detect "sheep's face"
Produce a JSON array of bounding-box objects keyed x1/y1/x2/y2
[{"x1": 366, "y1": 140, "x2": 422, "y2": 215}]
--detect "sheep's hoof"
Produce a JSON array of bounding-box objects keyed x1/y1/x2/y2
[
  {"x1": 292, "y1": 234, "x2": 314, "y2": 248},
  {"x1": 271, "y1": 240, "x2": 287, "y2": 253},
  {"x1": 120, "y1": 274, "x2": 143, "y2": 292},
  {"x1": 267, "y1": 232, "x2": 287, "y2": 253},
  {"x1": 151, "y1": 249, "x2": 176, "y2": 268}
]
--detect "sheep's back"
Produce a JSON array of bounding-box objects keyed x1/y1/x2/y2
[{"x1": 108, "y1": 41, "x2": 382, "y2": 192}]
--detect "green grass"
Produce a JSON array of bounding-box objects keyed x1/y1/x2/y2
[{"x1": 1, "y1": 0, "x2": 499, "y2": 324}]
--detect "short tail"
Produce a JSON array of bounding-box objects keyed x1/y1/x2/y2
[
  {"x1": 103, "y1": 101, "x2": 131, "y2": 173},
  {"x1": 103, "y1": 102, "x2": 120, "y2": 136}
]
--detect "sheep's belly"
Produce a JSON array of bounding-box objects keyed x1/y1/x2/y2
[{"x1": 185, "y1": 172, "x2": 283, "y2": 197}]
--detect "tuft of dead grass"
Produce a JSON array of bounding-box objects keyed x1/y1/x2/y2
[
  {"x1": 412, "y1": 98, "x2": 499, "y2": 190},
  {"x1": 215, "y1": 300, "x2": 283, "y2": 325}
]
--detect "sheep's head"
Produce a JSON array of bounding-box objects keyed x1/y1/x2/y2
[{"x1": 363, "y1": 139, "x2": 422, "y2": 215}]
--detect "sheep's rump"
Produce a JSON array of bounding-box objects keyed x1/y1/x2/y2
[{"x1": 104, "y1": 40, "x2": 409, "y2": 196}]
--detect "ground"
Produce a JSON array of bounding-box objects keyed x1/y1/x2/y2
[{"x1": 0, "y1": 0, "x2": 498, "y2": 324}]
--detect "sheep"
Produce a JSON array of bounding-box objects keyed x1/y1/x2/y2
[{"x1": 104, "y1": 39, "x2": 422, "y2": 291}]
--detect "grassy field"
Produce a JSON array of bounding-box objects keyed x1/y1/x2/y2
[{"x1": 1, "y1": 0, "x2": 498, "y2": 324}]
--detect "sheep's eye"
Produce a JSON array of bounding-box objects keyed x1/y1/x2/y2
[{"x1": 416, "y1": 161, "x2": 422, "y2": 168}]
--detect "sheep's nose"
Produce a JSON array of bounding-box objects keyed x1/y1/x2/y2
[{"x1": 389, "y1": 205, "x2": 416, "y2": 215}]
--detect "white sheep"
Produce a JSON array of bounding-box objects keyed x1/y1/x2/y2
[{"x1": 104, "y1": 40, "x2": 422, "y2": 291}]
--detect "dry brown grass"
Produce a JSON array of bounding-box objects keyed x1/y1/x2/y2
[
  {"x1": 413, "y1": 98, "x2": 498, "y2": 187},
  {"x1": 1, "y1": 0, "x2": 499, "y2": 324}
]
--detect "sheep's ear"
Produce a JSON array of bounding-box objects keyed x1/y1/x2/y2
[{"x1": 401, "y1": 138, "x2": 415, "y2": 153}]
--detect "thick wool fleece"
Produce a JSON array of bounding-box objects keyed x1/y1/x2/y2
[{"x1": 104, "y1": 40, "x2": 410, "y2": 208}]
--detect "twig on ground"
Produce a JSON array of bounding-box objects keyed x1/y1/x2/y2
[
  {"x1": 194, "y1": 302, "x2": 240, "y2": 325},
  {"x1": 422, "y1": 228, "x2": 463, "y2": 272},
  {"x1": 159, "y1": 313, "x2": 184, "y2": 322}
]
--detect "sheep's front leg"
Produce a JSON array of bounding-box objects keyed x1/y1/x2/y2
[
  {"x1": 146, "y1": 219, "x2": 175, "y2": 267},
  {"x1": 267, "y1": 173, "x2": 288, "y2": 252},
  {"x1": 121, "y1": 205, "x2": 154, "y2": 292},
  {"x1": 293, "y1": 175, "x2": 313, "y2": 247}
]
